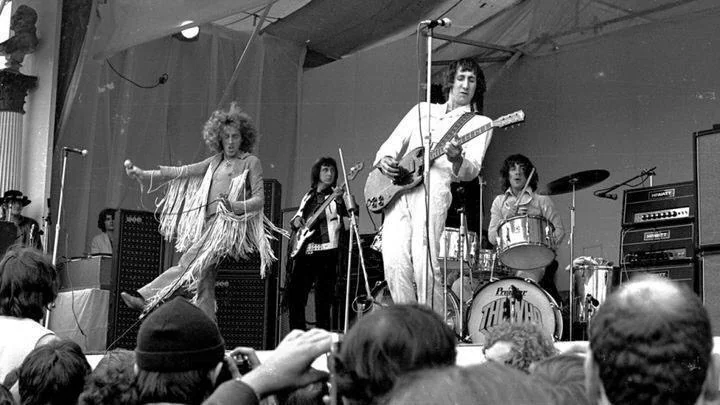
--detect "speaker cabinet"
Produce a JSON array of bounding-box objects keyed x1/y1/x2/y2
[
  {"x1": 695, "y1": 126, "x2": 720, "y2": 248},
  {"x1": 214, "y1": 179, "x2": 282, "y2": 349},
  {"x1": 701, "y1": 251, "x2": 720, "y2": 335},
  {"x1": 614, "y1": 261, "x2": 696, "y2": 293},
  {"x1": 107, "y1": 210, "x2": 165, "y2": 350}
]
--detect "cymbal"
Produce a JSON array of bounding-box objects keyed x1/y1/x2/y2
[{"x1": 543, "y1": 169, "x2": 610, "y2": 195}]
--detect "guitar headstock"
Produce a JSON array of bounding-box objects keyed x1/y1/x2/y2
[
  {"x1": 347, "y1": 162, "x2": 364, "y2": 181},
  {"x1": 492, "y1": 110, "x2": 525, "y2": 128}
]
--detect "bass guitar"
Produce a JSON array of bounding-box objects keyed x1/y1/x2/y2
[
  {"x1": 364, "y1": 110, "x2": 524, "y2": 213},
  {"x1": 289, "y1": 162, "x2": 363, "y2": 258}
]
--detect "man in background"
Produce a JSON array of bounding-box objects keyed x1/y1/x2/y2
[{"x1": 89, "y1": 208, "x2": 115, "y2": 255}]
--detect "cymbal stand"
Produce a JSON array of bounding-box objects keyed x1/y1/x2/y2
[
  {"x1": 457, "y1": 208, "x2": 467, "y2": 337},
  {"x1": 339, "y1": 148, "x2": 372, "y2": 333},
  {"x1": 443, "y1": 235, "x2": 449, "y2": 323},
  {"x1": 568, "y1": 180, "x2": 577, "y2": 341}
]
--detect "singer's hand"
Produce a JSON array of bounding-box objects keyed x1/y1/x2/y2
[
  {"x1": 378, "y1": 156, "x2": 400, "y2": 179},
  {"x1": 219, "y1": 193, "x2": 233, "y2": 212},
  {"x1": 125, "y1": 164, "x2": 144, "y2": 180}
]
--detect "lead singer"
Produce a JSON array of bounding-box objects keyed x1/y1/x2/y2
[
  {"x1": 373, "y1": 58, "x2": 492, "y2": 314},
  {"x1": 121, "y1": 102, "x2": 283, "y2": 321}
]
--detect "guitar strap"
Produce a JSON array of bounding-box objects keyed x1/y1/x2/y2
[{"x1": 430, "y1": 112, "x2": 476, "y2": 155}]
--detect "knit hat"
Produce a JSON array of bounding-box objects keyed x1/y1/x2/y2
[{"x1": 135, "y1": 297, "x2": 225, "y2": 372}]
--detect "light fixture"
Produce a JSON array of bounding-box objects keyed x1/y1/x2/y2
[{"x1": 172, "y1": 24, "x2": 200, "y2": 42}]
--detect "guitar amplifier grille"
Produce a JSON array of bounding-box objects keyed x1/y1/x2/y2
[{"x1": 107, "y1": 210, "x2": 165, "y2": 350}]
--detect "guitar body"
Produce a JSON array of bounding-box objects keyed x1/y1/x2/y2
[
  {"x1": 288, "y1": 227, "x2": 316, "y2": 258},
  {"x1": 364, "y1": 147, "x2": 425, "y2": 213},
  {"x1": 364, "y1": 110, "x2": 525, "y2": 213}
]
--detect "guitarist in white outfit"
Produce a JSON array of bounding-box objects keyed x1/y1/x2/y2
[
  {"x1": 285, "y1": 157, "x2": 348, "y2": 330},
  {"x1": 373, "y1": 58, "x2": 493, "y2": 314}
]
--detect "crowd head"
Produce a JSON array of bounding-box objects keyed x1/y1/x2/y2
[
  {"x1": 0, "y1": 246, "x2": 58, "y2": 322},
  {"x1": 334, "y1": 304, "x2": 457, "y2": 404},
  {"x1": 134, "y1": 297, "x2": 225, "y2": 404},
  {"x1": 484, "y1": 321, "x2": 558, "y2": 373},
  {"x1": 18, "y1": 339, "x2": 91, "y2": 405},
  {"x1": 587, "y1": 276, "x2": 717, "y2": 405}
]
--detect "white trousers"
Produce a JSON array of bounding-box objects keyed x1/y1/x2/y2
[{"x1": 381, "y1": 185, "x2": 451, "y2": 315}]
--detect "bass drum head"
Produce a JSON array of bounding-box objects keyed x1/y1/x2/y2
[
  {"x1": 369, "y1": 281, "x2": 462, "y2": 337},
  {"x1": 467, "y1": 277, "x2": 562, "y2": 345}
]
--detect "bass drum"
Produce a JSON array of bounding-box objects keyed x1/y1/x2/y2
[
  {"x1": 369, "y1": 281, "x2": 463, "y2": 337},
  {"x1": 466, "y1": 277, "x2": 562, "y2": 345}
]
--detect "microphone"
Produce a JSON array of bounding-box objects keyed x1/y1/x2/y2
[
  {"x1": 421, "y1": 18, "x2": 452, "y2": 29},
  {"x1": 596, "y1": 192, "x2": 617, "y2": 200},
  {"x1": 63, "y1": 146, "x2": 87, "y2": 156}
]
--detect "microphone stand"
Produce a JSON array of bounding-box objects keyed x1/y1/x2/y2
[
  {"x1": 422, "y1": 25, "x2": 434, "y2": 307},
  {"x1": 52, "y1": 151, "x2": 70, "y2": 267},
  {"x1": 594, "y1": 167, "x2": 656, "y2": 200},
  {"x1": 338, "y1": 148, "x2": 371, "y2": 333}
]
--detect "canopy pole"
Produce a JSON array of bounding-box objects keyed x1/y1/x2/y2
[{"x1": 218, "y1": 1, "x2": 276, "y2": 108}]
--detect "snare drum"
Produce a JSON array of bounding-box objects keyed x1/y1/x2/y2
[
  {"x1": 439, "y1": 227, "x2": 477, "y2": 263},
  {"x1": 467, "y1": 277, "x2": 562, "y2": 345},
  {"x1": 370, "y1": 281, "x2": 463, "y2": 336},
  {"x1": 497, "y1": 215, "x2": 555, "y2": 269}
]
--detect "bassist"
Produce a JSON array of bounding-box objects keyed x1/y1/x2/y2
[
  {"x1": 372, "y1": 58, "x2": 493, "y2": 314},
  {"x1": 286, "y1": 157, "x2": 348, "y2": 330}
]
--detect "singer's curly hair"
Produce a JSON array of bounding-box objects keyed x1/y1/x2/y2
[
  {"x1": 589, "y1": 276, "x2": 714, "y2": 405},
  {"x1": 202, "y1": 102, "x2": 258, "y2": 154}
]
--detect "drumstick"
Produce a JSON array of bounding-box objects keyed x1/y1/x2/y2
[{"x1": 513, "y1": 167, "x2": 535, "y2": 215}]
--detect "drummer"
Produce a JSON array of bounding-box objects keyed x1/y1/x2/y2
[{"x1": 487, "y1": 154, "x2": 565, "y2": 284}]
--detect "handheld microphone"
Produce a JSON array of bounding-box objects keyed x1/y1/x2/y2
[
  {"x1": 63, "y1": 146, "x2": 88, "y2": 156},
  {"x1": 421, "y1": 18, "x2": 452, "y2": 29},
  {"x1": 124, "y1": 159, "x2": 134, "y2": 169}
]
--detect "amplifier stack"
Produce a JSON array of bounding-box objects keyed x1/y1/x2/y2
[{"x1": 619, "y1": 181, "x2": 697, "y2": 292}]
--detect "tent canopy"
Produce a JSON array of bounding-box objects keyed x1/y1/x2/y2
[{"x1": 93, "y1": 0, "x2": 719, "y2": 67}]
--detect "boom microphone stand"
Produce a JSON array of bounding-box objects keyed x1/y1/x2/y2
[{"x1": 421, "y1": 23, "x2": 435, "y2": 307}]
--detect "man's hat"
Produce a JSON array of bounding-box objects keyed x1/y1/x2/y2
[{"x1": 1, "y1": 190, "x2": 31, "y2": 206}]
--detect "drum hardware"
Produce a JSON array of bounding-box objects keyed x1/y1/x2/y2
[{"x1": 543, "y1": 169, "x2": 610, "y2": 341}]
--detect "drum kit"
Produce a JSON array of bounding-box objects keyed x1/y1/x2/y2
[{"x1": 370, "y1": 169, "x2": 611, "y2": 343}]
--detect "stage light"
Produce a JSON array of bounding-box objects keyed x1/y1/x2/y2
[{"x1": 172, "y1": 24, "x2": 199, "y2": 42}]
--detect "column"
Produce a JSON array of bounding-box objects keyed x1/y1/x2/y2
[{"x1": 0, "y1": 69, "x2": 37, "y2": 193}]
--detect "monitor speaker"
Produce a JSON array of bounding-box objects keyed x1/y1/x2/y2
[{"x1": 695, "y1": 126, "x2": 720, "y2": 248}]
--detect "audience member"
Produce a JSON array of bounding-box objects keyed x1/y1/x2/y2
[
  {"x1": 134, "y1": 297, "x2": 225, "y2": 405},
  {"x1": 205, "y1": 328, "x2": 333, "y2": 404},
  {"x1": 78, "y1": 349, "x2": 138, "y2": 405},
  {"x1": 18, "y1": 339, "x2": 91, "y2": 405},
  {"x1": 483, "y1": 321, "x2": 558, "y2": 373},
  {"x1": 530, "y1": 353, "x2": 590, "y2": 405},
  {"x1": 586, "y1": 276, "x2": 719, "y2": 405},
  {"x1": 89, "y1": 208, "x2": 116, "y2": 255},
  {"x1": 0, "y1": 247, "x2": 58, "y2": 395},
  {"x1": 333, "y1": 304, "x2": 457, "y2": 405},
  {"x1": 380, "y1": 362, "x2": 554, "y2": 405},
  {"x1": 0, "y1": 383, "x2": 14, "y2": 405}
]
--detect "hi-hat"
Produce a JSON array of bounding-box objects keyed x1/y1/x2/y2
[{"x1": 543, "y1": 169, "x2": 610, "y2": 195}]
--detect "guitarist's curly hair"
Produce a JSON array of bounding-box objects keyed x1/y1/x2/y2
[{"x1": 310, "y1": 157, "x2": 338, "y2": 189}]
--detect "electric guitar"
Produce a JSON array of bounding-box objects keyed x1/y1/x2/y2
[
  {"x1": 289, "y1": 162, "x2": 363, "y2": 258},
  {"x1": 364, "y1": 110, "x2": 525, "y2": 213}
]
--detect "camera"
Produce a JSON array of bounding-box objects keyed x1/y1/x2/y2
[{"x1": 215, "y1": 353, "x2": 253, "y2": 388}]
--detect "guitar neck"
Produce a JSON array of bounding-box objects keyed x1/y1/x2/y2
[
  {"x1": 429, "y1": 121, "x2": 493, "y2": 161},
  {"x1": 304, "y1": 187, "x2": 343, "y2": 229}
]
